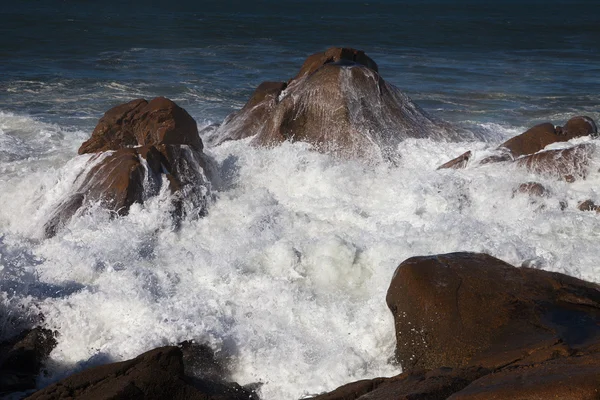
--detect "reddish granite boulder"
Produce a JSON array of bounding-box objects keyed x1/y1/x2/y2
[
  {"x1": 213, "y1": 47, "x2": 473, "y2": 159},
  {"x1": 449, "y1": 353, "x2": 600, "y2": 400},
  {"x1": 386, "y1": 252, "x2": 600, "y2": 372},
  {"x1": 291, "y1": 47, "x2": 378, "y2": 82},
  {"x1": 512, "y1": 182, "x2": 548, "y2": 198},
  {"x1": 27, "y1": 346, "x2": 256, "y2": 400},
  {"x1": 79, "y1": 97, "x2": 202, "y2": 154},
  {"x1": 516, "y1": 143, "x2": 594, "y2": 181},
  {"x1": 45, "y1": 98, "x2": 211, "y2": 237},
  {"x1": 499, "y1": 116, "x2": 596, "y2": 158}
]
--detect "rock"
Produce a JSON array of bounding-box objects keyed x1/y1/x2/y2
[
  {"x1": 309, "y1": 367, "x2": 487, "y2": 400},
  {"x1": 0, "y1": 327, "x2": 57, "y2": 394},
  {"x1": 207, "y1": 81, "x2": 287, "y2": 145},
  {"x1": 45, "y1": 98, "x2": 212, "y2": 237},
  {"x1": 513, "y1": 182, "x2": 548, "y2": 197},
  {"x1": 499, "y1": 117, "x2": 596, "y2": 158},
  {"x1": 291, "y1": 47, "x2": 378, "y2": 82},
  {"x1": 213, "y1": 47, "x2": 474, "y2": 159},
  {"x1": 449, "y1": 353, "x2": 600, "y2": 400},
  {"x1": 437, "y1": 151, "x2": 471, "y2": 170},
  {"x1": 578, "y1": 200, "x2": 600, "y2": 212},
  {"x1": 386, "y1": 252, "x2": 600, "y2": 372},
  {"x1": 516, "y1": 143, "x2": 594, "y2": 181},
  {"x1": 79, "y1": 97, "x2": 202, "y2": 154},
  {"x1": 27, "y1": 346, "x2": 256, "y2": 400},
  {"x1": 563, "y1": 116, "x2": 598, "y2": 138}
]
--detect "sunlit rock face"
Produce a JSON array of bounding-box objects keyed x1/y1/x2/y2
[{"x1": 212, "y1": 47, "x2": 472, "y2": 160}]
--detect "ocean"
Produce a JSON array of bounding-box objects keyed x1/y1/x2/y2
[{"x1": 1, "y1": 1, "x2": 600, "y2": 398}]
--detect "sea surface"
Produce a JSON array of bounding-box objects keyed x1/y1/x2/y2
[{"x1": 1, "y1": 1, "x2": 600, "y2": 398}]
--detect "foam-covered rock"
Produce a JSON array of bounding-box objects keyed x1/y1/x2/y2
[
  {"x1": 45, "y1": 98, "x2": 211, "y2": 237},
  {"x1": 213, "y1": 47, "x2": 473, "y2": 159}
]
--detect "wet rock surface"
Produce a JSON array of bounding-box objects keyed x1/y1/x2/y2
[
  {"x1": 27, "y1": 346, "x2": 257, "y2": 400},
  {"x1": 44, "y1": 97, "x2": 211, "y2": 237},
  {"x1": 313, "y1": 252, "x2": 600, "y2": 400},
  {"x1": 213, "y1": 47, "x2": 472, "y2": 158}
]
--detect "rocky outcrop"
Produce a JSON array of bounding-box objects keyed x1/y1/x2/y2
[
  {"x1": 27, "y1": 346, "x2": 256, "y2": 400},
  {"x1": 212, "y1": 47, "x2": 473, "y2": 159},
  {"x1": 512, "y1": 182, "x2": 548, "y2": 198},
  {"x1": 499, "y1": 116, "x2": 597, "y2": 158},
  {"x1": 386, "y1": 252, "x2": 600, "y2": 372},
  {"x1": 0, "y1": 327, "x2": 57, "y2": 395},
  {"x1": 78, "y1": 97, "x2": 202, "y2": 154},
  {"x1": 312, "y1": 252, "x2": 600, "y2": 399},
  {"x1": 437, "y1": 116, "x2": 597, "y2": 181},
  {"x1": 515, "y1": 143, "x2": 594, "y2": 181},
  {"x1": 44, "y1": 98, "x2": 212, "y2": 237}
]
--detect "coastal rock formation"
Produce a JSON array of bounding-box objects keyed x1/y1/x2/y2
[
  {"x1": 27, "y1": 346, "x2": 256, "y2": 400},
  {"x1": 516, "y1": 143, "x2": 594, "y2": 181},
  {"x1": 499, "y1": 116, "x2": 597, "y2": 158},
  {"x1": 0, "y1": 327, "x2": 57, "y2": 395},
  {"x1": 78, "y1": 97, "x2": 202, "y2": 154},
  {"x1": 44, "y1": 98, "x2": 211, "y2": 237},
  {"x1": 437, "y1": 116, "x2": 597, "y2": 181},
  {"x1": 386, "y1": 252, "x2": 600, "y2": 372},
  {"x1": 312, "y1": 252, "x2": 600, "y2": 399},
  {"x1": 212, "y1": 47, "x2": 472, "y2": 159}
]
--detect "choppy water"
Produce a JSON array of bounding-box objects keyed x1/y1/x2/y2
[{"x1": 1, "y1": 1, "x2": 600, "y2": 398}]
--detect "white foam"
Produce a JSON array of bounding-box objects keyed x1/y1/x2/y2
[{"x1": 2, "y1": 123, "x2": 600, "y2": 398}]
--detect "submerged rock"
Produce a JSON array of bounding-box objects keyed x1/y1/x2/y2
[
  {"x1": 386, "y1": 252, "x2": 600, "y2": 372},
  {"x1": 213, "y1": 47, "x2": 473, "y2": 159},
  {"x1": 27, "y1": 346, "x2": 256, "y2": 400},
  {"x1": 437, "y1": 151, "x2": 471, "y2": 170},
  {"x1": 45, "y1": 98, "x2": 212, "y2": 237}
]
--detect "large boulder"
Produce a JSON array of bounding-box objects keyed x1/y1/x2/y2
[
  {"x1": 79, "y1": 97, "x2": 202, "y2": 154},
  {"x1": 27, "y1": 346, "x2": 256, "y2": 400},
  {"x1": 515, "y1": 143, "x2": 594, "y2": 181},
  {"x1": 44, "y1": 98, "x2": 212, "y2": 237},
  {"x1": 499, "y1": 116, "x2": 597, "y2": 158},
  {"x1": 386, "y1": 252, "x2": 600, "y2": 372},
  {"x1": 212, "y1": 47, "x2": 473, "y2": 159}
]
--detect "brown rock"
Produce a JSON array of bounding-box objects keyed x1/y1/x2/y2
[
  {"x1": 292, "y1": 47, "x2": 378, "y2": 82},
  {"x1": 27, "y1": 346, "x2": 256, "y2": 400},
  {"x1": 563, "y1": 116, "x2": 598, "y2": 138},
  {"x1": 578, "y1": 200, "x2": 600, "y2": 212},
  {"x1": 449, "y1": 353, "x2": 600, "y2": 400},
  {"x1": 513, "y1": 182, "x2": 548, "y2": 197},
  {"x1": 437, "y1": 151, "x2": 472, "y2": 170},
  {"x1": 45, "y1": 144, "x2": 211, "y2": 237},
  {"x1": 499, "y1": 117, "x2": 596, "y2": 158},
  {"x1": 208, "y1": 81, "x2": 287, "y2": 145},
  {"x1": 213, "y1": 48, "x2": 474, "y2": 158},
  {"x1": 386, "y1": 252, "x2": 600, "y2": 372},
  {"x1": 309, "y1": 367, "x2": 488, "y2": 400},
  {"x1": 516, "y1": 143, "x2": 594, "y2": 181},
  {"x1": 499, "y1": 123, "x2": 560, "y2": 158},
  {"x1": 0, "y1": 327, "x2": 57, "y2": 394},
  {"x1": 79, "y1": 97, "x2": 202, "y2": 154}
]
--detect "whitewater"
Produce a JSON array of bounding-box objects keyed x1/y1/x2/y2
[{"x1": 2, "y1": 99, "x2": 600, "y2": 398}]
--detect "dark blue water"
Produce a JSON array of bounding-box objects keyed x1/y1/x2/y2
[{"x1": 1, "y1": 0, "x2": 599, "y2": 134}]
